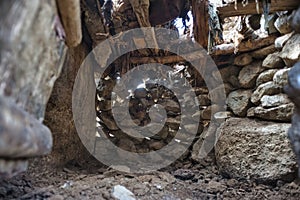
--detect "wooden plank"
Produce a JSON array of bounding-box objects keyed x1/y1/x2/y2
[
  {"x1": 192, "y1": 0, "x2": 210, "y2": 49},
  {"x1": 218, "y1": 0, "x2": 299, "y2": 19}
]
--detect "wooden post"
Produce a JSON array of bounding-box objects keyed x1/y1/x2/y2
[
  {"x1": 192, "y1": 0, "x2": 209, "y2": 49},
  {"x1": 56, "y1": 0, "x2": 82, "y2": 47}
]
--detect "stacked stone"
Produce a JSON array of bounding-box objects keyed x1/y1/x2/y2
[
  {"x1": 215, "y1": 15, "x2": 300, "y2": 183},
  {"x1": 227, "y1": 34, "x2": 300, "y2": 122},
  {"x1": 95, "y1": 67, "x2": 204, "y2": 161}
]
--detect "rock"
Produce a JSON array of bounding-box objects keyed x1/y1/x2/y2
[
  {"x1": 201, "y1": 106, "x2": 212, "y2": 120},
  {"x1": 261, "y1": 94, "x2": 291, "y2": 108},
  {"x1": 273, "y1": 68, "x2": 290, "y2": 87},
  {"x1": 206, "y1": 180, "x2": 227, "y2": 193},
  {"x1": 251, "y1": 81, "x2": 282, "y2": 105},
  {"x1": 197, "y1": 94, "x2": 211, "y2": 106},
  {"x1": 262, "y1": 52, "x2": 285, "y2": 69},
  {"x1": 251, "y1": 45, "x2": 277, "y2": 59},
  {"x1": 112, "y1": 185, "x2": 136, "y2": 200},
  {"x1": 192, "y1": 124, "x2": 219, "y2": 161},
  {"x1": 100, "y1": 112, "x2": 120, "y2": 131},
  {"x1": 201, "y1": 104, "x2": 222, "y2": 120},
  {"x1": 238, "y1": 61, "x2": 264, "y2": 88},
  {"x1": 149, "y1": 141, "x2": 165, "y2": 150},
  {"x1": 247, "y1": 103, "x2": 294, "y2": 122},
  {"x1": 208, "y1": 83, "x2": 233, "y2": 104},
  {"x1": 274, "y1": 14, "x2": 293, "y2": 34},
  {"x1": 0, "y1": 159, "x2": 28, "y2": 178},
  {"x1": 215, "y1": 118, "x2": 297, "y2": 183},
  {"x1": 194, "y1": 87, "x2": 209, "y2": 95},
  {"x1": 275, "y1": 32, "x2": 295, "y2": 49},
  {"x1": 234, "y1": 54, "x2": 253, "y2": 66},
  {"x1": 213, "y1": 65, "x2": 241, "y2": 85},
  {"x1": 256, "y1": 69, "x2": 278, "y2": 86},
  {"x1": 161, "y1": 100, "x2": 180, "y2": 114},
  {"x1": 227, "y1": 90, "x2": 252, "y2": 117},
  {"x1": 279, "y1": 34, "x2": 300, "y2": 66},
  {"x1": 213, "y1": 111, "x2": 233, "y2": 123}
]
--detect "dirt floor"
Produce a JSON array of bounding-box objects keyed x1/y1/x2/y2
[{"x1": 1, "y1": 153, "x2": 300, "y2": 200}]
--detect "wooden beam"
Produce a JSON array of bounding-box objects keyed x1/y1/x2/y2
[
  {"x1": 218, "y1": 0, "x2": 299, "y2": 19},
  {"x1": 192, "y1": 0, "x2": 210, "y2": 49},
  {"x1": 0, "y1": 97, "x2": 52, "y2": 158},
  {"x1": 129, "y1": 53, "x2": 233, "y2": 66},
  {"x1": 211, "y1": 35, "x2": 277, "y2": 55}
]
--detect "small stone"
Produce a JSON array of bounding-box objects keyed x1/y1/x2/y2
[
  {"x1": 274, "y1": 14, "x2": 293, "y2": 34},
  {"x1": 234, "y1": 54, "x2": 253, "y2": 66},
  {"x1": 247, "y1": 103, "x2": 294, "y2": 122},
  {"x1": 227, "y1": 90, "x2": 252, "y2": 117},
  {"x1": 194, "y1": 87, "x2": 209, "y2": 95},
  {"x1": 207, "y1": 180, "x2": 227, "y2": 193},
  {"x1": 238, "y1": 61, "x2": 264, "y2": 88},
  {"x1": 192, "y1": 124, "x2": 219, "y2": 161},
  {"x1": 208, "y1": 83, "x2": 233, "y2": 103},
  {"x1": 201, "y1": 104, "x2": 221, "y2": 120},
  {"x1": 134, "y1": 88, "x2": 148, "y2": 98},
  {"x1": 149, "y1": 141, "x2": 165, "y2": 150},
  {"x1": 213, "y1": 111, "x2": 233, "y2": 123},
  {"x1": 251, "y1": 81, "x2": 282, "y2": 105},
  {"x1": 279, "y1": 34, "x2": 300, "y2": 66},
  {"x1": 197, "y1": 94, "x2": 211, "y2": 106},
  {"x1": 166, "y1": 117, "x2": 181, "y2": 130},
  {"x1": 201, "y1": 106, "x2": 211, "y2": 120},
  {"x1": 273, "y1": 68, "x2": 290, "y2": 87},
  {"x1": 251, "y1": 45, "x2": 277, "y2": 59},
  {"x1": 213, "y1": 65, "x2": 241, "y2": 82},
  {"x1": 161, "y1": 100, "x2": 180, "y2": 113},
  {"x1": 275, "y1": 31, "x2": 295, "y2": 49},
  {"x1": 261, "y1": 94, "x2": 291, "y2": 108},
  {"x1": 256, "y1": 69, "x2": 278, "y2": 86},
  {"x1": 112, "y1": 185, "x2": 136, "y2": 200},
  {"x1": 262, "y1": 52, "x2": 285, "y2": 69}
]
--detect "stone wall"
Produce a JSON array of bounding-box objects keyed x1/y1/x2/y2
[{"x1": 205, "y1": 13, "x2": 300, "y2": 183}]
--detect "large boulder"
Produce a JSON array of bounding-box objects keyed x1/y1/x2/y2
[{"x1": 215, "y1": 118, "x2": 297, "y2": 183}]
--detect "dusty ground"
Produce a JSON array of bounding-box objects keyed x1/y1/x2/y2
[{"x1": 1, "y1": 153, "x2": 300, "y2": 200}]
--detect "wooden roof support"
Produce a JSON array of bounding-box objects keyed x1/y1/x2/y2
[
  {"x1": 192, "y1": 0, "x2": 210, "y2": 49},
  {"x1": 211, "y1": 35, "x2": 277, "y2": 55},
  {"x1": 218, "y1": 0, "x2": 299, "y2": 20}
]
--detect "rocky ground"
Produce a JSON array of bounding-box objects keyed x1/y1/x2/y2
[{"x1": 1, "y1": 153, "x2": 300, "y2": 200}]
